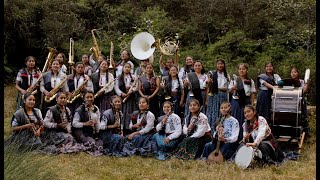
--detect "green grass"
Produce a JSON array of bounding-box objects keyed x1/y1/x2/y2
[{"x1": 4, "y1": 85, "x2": 316, "y2": 179}]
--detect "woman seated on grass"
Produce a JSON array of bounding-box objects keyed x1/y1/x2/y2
[
  {"x1": 122, "y1": 97, "x2": 157, "y2": 156},
  {"x1": 6, "y1": 92, "x2": 44, "y2": 149},
  {"x1": 240, "y1": 105, "x2": 284, "y2": 164},
  {"x1": 202, "y1": 101, "x2": 239, "y2": 162},
  {"x1": 153, "y1": 101, "x2": 182, "y2": 160},
  {"x1": 171, "y1": 99, "x2": 211, "y2": 160},
  {"x1": 42, "y1": 92, "x2": 75, "y2": 154},
  {"x1": 72, "y1": 91, "x2": 103, "y2": 156},
  {"x1": 100, "y1": 95, "x2": 125, "y2": 156}
]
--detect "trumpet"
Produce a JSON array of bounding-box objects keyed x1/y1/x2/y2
[
  {"x1": 44, "y1": 76, "x2": 68, "y2": 103},
  {"x1": 68, "y1": 38, "x2": 75, "y2": 75},
  {"x1": 94, "y1": 78, "x2": 117, "y2": 99},
  {"x1": 232, "y1": 74, "x2": 239, "y2": 100},
  {"x1": 90, "y1": 29, "x2": 101, "y2": 60},
  {"x1": 161, "y1": 77, "x2": 171, "y2": 100},
  {"x1": 108, "y1": 42, "x2": 114, "y2": 69},
  {"x1": 207, "y1": 72, "x2": 214, "y2": 97},
  {"x1": 185, "y1": 72, "x2": 194, "y2": 97}
]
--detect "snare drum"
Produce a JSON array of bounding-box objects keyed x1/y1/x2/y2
[{"x1": 235, "y1": 145, "x2": 261, "y2": 169}]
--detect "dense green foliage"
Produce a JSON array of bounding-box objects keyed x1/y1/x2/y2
[{"x1": 4, "y1": 0, "x2": 316, "y2": 104}]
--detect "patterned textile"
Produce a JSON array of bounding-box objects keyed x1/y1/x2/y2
[
  {"x1": 206, "y1": 92, "x2": 228, "y2": 134},
  {"x1": 122, "y1": 134, "x2": 158, "y2": 157},
  {"x1": 170, "y1": 135, "x2": 211, "y2": 160},
  {"x1": 202, "y1": 141, "x2": 238, "y2": 160}
]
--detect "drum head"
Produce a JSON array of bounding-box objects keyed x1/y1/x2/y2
[{"x1": 235, "y1": 146, "x2": 254, "y2": 169}]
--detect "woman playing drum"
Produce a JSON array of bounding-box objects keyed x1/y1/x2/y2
[{"x1": 241, "y1": 105, "x2": 284, "y2": 164}]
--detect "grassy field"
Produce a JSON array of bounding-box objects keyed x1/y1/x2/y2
[{"x1": 4, "y1": 84, "x2": 316, "y2": 179}]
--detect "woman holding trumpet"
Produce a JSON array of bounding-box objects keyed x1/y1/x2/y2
[
  {"x1": 91, "y1": 59, "x2": 115, "y2": 113},
  {"x1": 228, "y1": 63, "x2": 256, "y2": 141},
  {"x1": 6, "y1": 92, "x2": 44, "y2": 149},
  {"x1": 115, "y1": 62, "x2": 138, "y2": 135},
  {"x1": 160, "y1": 66, "x2": 184, "y2": 117},
  {"x1": 206, "y1": 59, "x2": 230, "y2": 133},
  {"x1": 72, "y1": 91, "x2": 103, "y2": 156},
  {"x1": 183, "y1": 60, "x2": 208, "y2": 120}
]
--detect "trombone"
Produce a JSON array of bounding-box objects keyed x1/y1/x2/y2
[
  {"x1": 108, "y1": 42, "x2": 114, "y2": 69},
  {"x1": 68, "y1": 38, "x2": 75, "y2": 75}
]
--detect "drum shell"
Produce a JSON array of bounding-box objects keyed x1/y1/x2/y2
[
  {"x1": 272, "y1": 125, "x2": 303, "y2": 138},
  {"x1": 271, "y1": 87, "x2": 302, "y2": 113},
  {"x1": 272, "y1": 112, "x2": 302, "y2": 127}
]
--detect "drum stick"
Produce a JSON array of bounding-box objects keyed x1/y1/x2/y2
[{"x1": 239, "y1": 126, "x2": 258, "y2": 144}]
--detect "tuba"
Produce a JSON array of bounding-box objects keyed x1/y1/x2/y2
[
  {"x1": 90, "y1": 29, "x2": 101, "y2": 60},
  {"x1": 68, "y1": 38, "x2": 75, "y2": 75},
  {"x1": 42, "y1": 47, "x2": 57, "y2": 73},
  {"x1": 130, "y1": 32, "x2": 178, "y2": 61},
  {"x1": 44, "y1": 76, "x2": 68, "y2": 103}
]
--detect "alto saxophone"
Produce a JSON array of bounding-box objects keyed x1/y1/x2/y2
[
  {"x1": 44, "y1": 76, "x2": 68, "y2": 103},
  {"x1": 67, "y1": 79, "x2": 89, "y2": 103}
]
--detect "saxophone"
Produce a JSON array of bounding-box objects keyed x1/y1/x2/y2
[
  {"x1": 90, "y1": 29, "x2": 101, "y2": 61},
  {"x1": 67, "y1": 78, "x2": 89, "y2": 103},
  {"x1": 44, "y1": 76, "x2": 68, "y2": 103},
  {"x1": 25, "y1": 68, "x2": 42, "y2": 95}
]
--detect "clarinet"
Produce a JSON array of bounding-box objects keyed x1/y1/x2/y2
[{"x1": 159, "y1": 112, "x2": 171, "y2": 135}]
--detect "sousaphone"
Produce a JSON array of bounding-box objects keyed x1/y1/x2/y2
[{"x1": 130, "y1": 32, "x2": 178, "y2": 63}]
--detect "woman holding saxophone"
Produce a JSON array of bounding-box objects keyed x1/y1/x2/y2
[
  {"x1": 114, "y1": 62, "x2": 138, "y2": 135},
  {"x1": 100, "y1": 95, "x2": 125, "y2": 156},
  {"x1": 40, "y1": 59, "x2": 68, "y2": 116},
  {"x1": 15, "y1": 56, "x2": 42, "y2": 110},
  {"x1": 90, "y1": 59, "x2": 115, "y2": 113},
  {"x1": 66, "y1": 62, "x2": 94, "y2": 115}
]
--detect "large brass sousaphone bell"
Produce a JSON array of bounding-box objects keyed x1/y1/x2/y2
[{"x1": 130, "y1": 32, "x2": 178, "y2": 61}]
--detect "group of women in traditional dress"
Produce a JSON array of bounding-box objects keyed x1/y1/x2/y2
[{"x1": 8, "y1": 47, "x2": 311, "y2": 165}]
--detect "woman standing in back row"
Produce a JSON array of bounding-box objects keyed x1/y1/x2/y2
[{"x1": 256, "y1": 62, "x2": 281, "y2": 121}]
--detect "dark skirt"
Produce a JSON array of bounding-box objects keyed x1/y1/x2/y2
[
  {"x1": 5, "y1": 130, "x2": 43, "y2": 150},
  {"x1": 206, "y1": 92, "x2": 228, "y2": 134},
  {"x1": 202, "y1": 141, "x2": 238, "y2": 160},
  {"x1": 231, "y1": 96, "x2": 251, "y2": 141},
  {"x1": 95, "y1": 92, "x2": 113, "y2": 114},
  {"x1": 73, "y1": 128, "x2": 103, "y2": 156},
  {"x1": 256, "y1": 90, "x2": 272, "y2": 120},
  {"x1": 41, "y1": 97, "x2": 57, "y2": 117},
  {"x1": 122, "y1": 133, "x2": 157, "y2": 157},
  {"x1": 68, "y1": 98, "x2": 83, "y2": 116},
  {"x1": 148, "y1": 95, "x2": 160, "y2": 119},
  {"x1": 99, "y1": 130, "x2": 125, "y2": 156},
  {"x1": 122, "y1": 94, "x2": 138, "y2": 131},
  {"x1": 170, "y1": 135, "x2": 211, "y2": 160},
  {"x1": 153, "y1": 133, "x2": 183, "y2": 160}
]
